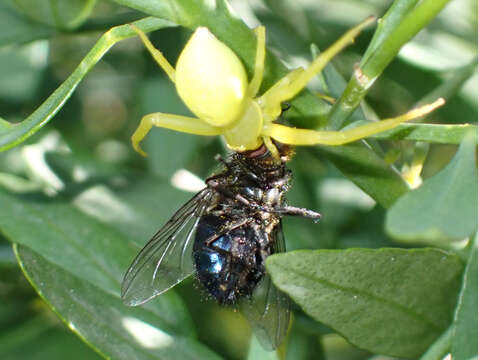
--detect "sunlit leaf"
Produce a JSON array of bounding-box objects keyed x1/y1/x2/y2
[
  {"x1": 15, "y1": 245, "x2": 222, "y2": 360},
  {"x1": 266, "y1": 248, "x2": 463, "y2": 358}
]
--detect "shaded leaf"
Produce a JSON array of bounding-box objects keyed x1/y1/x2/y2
[
  {"x1": 15, "y1": 245, "x2": 222, "y2": 360},
  {"x1": 0, "y1": 17, "x2": 173, "y2": 152},
  {"x1": 138, "y1": 77, "x2": 204, "y2": 179},
  {"x1": 452, "y1": 233, "x2": 478, "y2": 360},
  {"x1": 316, "y1": 143, "x2": 409, "y2": 208},
  {"x1": 0, "y1": 44, "x2": 45, "y2": 102},
  {"x1": 13, "y1": 0, "x2": 97, "y2": 30},
  {"x1": 386, "y1": 132, "x2": 478, "y2": 243},
  {"x1": 0, "y1": 315, "x2": 102, "y2": 360},
  {"x1": 266, "y1": 248, "x2": 463, "y2": 358},
  {"x1": 247, "y1": 335, "x2": 280, "y2": 360},
  {"x1": 0, "y1": 1, "x2": 54, "y2": 46},
  {"x1": 371, "y1": 123, "x2": 478, "y2": 144}
]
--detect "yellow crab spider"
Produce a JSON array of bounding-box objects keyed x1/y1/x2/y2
[{"x1": 130, "y1": 18, "x2": 444, "y2": 159}]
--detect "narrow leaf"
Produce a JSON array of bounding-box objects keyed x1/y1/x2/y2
[
  {"x1": 266, "y1": 248, "x2": 463, "y2": 358},
  {"x1": 371, "y1": 123, "x2": 478, "y2": 144},
  {"x1": 0, "y1": 17, "x2": 173, "y2": 152},
  {"x1": 386, "y1": 132, "x2": 478, "y2": 243}
]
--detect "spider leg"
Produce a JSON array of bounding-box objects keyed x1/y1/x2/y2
[
  {"x1": 262, "y1": 136, "x2": 280, "y2": 161},
  {"x1": 132, "y1": 113, "x2": 222, "y2": 156},
  {"x1": 130, "y1": 24, "x2": 176, "y2": 83},
  {"x1": 262, "y1": 98, "x2": 445, "y2": 146},
  {"x1": 260, "y1": 17, "x2": 375, "y2": 112},
  {"x1": 248, "y1": 26, "x2": 266, "y2": 98}
]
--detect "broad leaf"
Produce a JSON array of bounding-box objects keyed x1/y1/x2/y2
[
  {"x1": 0, "y1": 185, "x2": 195, "y2": 335},
  {"x1": 266, "y1": 248, "x2": 463, "y2": 358},
  {"x1": 15, "y1": 245, "x2": 222, "y2": 360},
  {"x1": 386, "y1": 132, "x2": 478, "y2": 243}
]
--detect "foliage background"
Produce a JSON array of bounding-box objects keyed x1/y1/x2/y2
[{"x1": 0, "y1": 0, "x2": 477, "y2": 359}]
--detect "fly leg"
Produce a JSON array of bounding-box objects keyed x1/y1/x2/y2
[
  {"x1": 271, "y1": 206, "x2": 321, "y2": 221},
  {"x1": 205, "y1": 218, "x2": 252, "y2": 247}
]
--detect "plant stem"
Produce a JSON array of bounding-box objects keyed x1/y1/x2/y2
[{"x1": 328, "y1": 0, "x2": 453, "y2": 130}]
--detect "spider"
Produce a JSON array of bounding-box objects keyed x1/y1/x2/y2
[{"x1": 130, "y1": 17, "x2": 443, "y2": 160}]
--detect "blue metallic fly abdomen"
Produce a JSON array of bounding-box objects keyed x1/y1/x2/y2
[{"x1": 193, "y1": 214, "x2": 265, "y2": 305}]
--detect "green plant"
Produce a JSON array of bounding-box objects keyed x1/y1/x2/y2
[{"x1": 0, "y1": 0, "x2": 477, "y2": 359}]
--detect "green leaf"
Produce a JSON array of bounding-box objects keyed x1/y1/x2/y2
[
  {"x1": 452, "y1": 234, "x2": 478, "y2": 360},
  {"x1": 15, "y1": 245, "x2": 222, "y2": 360},
  {"x1": 0, "y1": 314, "x2": 102, "y2": 360},
  {"x1": 138, "y1": 77, "x2": 204, "y2": 179},
  {"x1": 316, "y1": 143, "x2": 409, "y2": 208},
  {"x1": 0, "y1": 17, "x2": 174, "y2": 152},
  {"x1": 13, "y1": 0, "x2": 97, "y2": 30},
  {"x1": 247, "y1": 335, "x2": 280, "y2": 360},
  {"x1": 371, "y1": 123, "x2": 478, "y2": 144},
  {"x1": 386, "y1": 132, "x2": 478, "y2": 243},
  {"x1": 0, "y1": 185, "x2": 195, "y2": 334},
  {"x1": 285, "y1": 321, "x2": 324, "y2": 360},
  {"x1": 0, "y1": 1, "x2": 54, "y2": 46},
  {"x1": 0, "y1": 43, "x2": 45, "y2": 103},
  {"x1": 266, "y1": 248, "x2": 463, "y2": 358}
]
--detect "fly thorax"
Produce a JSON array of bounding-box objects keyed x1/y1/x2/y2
[
  {"x1": 241, "y1": 186, "x2": 264, "y2": 203},
  {"x1": 264, "y1": 187, "x2": 282, "y2": 207}
]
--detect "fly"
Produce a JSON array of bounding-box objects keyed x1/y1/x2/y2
[{"x1": 121, "y1": 143, "x2": 321, "y2": 350}]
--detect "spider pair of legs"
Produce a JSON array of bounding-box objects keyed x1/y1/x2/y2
[{"x1": 130, "y1": 20, "x2": 444, "y2": 157}]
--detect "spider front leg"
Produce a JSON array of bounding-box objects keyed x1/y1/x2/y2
[
  {"x1": 130, "y1": 24, "x2": 175, "y2": 83},
  {"x1": 260, "y1": 16, "x2": 375, "y2": 117},
  {"x1": 132, "y1": 113, "x2": 222, "y2": 156},
  {"x1": 248, "y1": 26, "x2": 266, "y2": 98},
  {"x1": 262, "y1": 98, "x2": 445, "y2": 146}
]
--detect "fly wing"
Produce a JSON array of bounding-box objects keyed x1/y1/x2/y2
[
  {"x1": 121, "y1": 188, "x2": 213, "y2": 306},
  {"x1": 240, "y1": 221, "x2": 291, "y2": 350}
]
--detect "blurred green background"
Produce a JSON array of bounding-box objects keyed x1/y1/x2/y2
[{"x1": 0, "y1": 0, "x2": 477, "y2": 359}]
